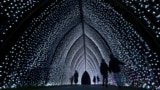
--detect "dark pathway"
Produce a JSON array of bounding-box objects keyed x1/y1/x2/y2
[{"x1": 14, "y1": 85, "x2": 148, "y2": 90}]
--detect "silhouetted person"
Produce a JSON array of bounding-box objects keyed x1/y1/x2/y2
[
  {"x1": 97, "y1": 75, "x2": 100, "y2": 84},
  {"x1": 93, "y1": 76, "x2": 96, "y2": 84},
  {"x1": 109, "y1": 54, "x2": 124, "y2": 87},
  {"x1": 100, "y1": 59, "x2": 109, "y2": 87},
  {"x1": 70, "y1": 76, "x2": 74, "y2": 85},
  {"x1": 74, "y1": 70, "x2": 79, "y2": 85}
]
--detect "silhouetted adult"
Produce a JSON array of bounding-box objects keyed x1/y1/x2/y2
[
  {"x1": 74, "y1": 70, "x2": 79, "y2": 85},
  {"x1": 100, "y1": 59, "x2": 109, "y2": 87},
  {"x1": 109, "y1": 54, "x2": 124, "y2": 87}
]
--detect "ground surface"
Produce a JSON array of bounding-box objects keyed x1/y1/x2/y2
[{"x1": 4, "y1": 85, "x2": 150, "y2": 90}]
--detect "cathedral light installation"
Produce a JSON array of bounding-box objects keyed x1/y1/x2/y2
[{"x1": 0, "y1": 0, "x2": 160, "y2": 89}]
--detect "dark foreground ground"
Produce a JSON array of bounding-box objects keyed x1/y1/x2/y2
[{"x1": 4, "y1": 85, "x2": 150, "y2": 90}]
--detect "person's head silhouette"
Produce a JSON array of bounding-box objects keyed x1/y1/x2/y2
[
  {"x1": 101, "y1": 59, "x2": 105, "y2": 63},
  {"x1": 110, "y1": 54, "x2": 114, "y2": 60}
]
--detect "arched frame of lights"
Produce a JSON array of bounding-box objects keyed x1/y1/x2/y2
[{"x1": 0, "y1": 0, "x2": 160, "y2": 89}]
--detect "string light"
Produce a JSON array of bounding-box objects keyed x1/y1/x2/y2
[{"x1": 0, "y1": 0, "x2": 159, "y2": 89}]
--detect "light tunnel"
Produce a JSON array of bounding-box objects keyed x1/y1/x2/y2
[{"x1": 0, "y1": 0, "x2": 160, "y2": 90}]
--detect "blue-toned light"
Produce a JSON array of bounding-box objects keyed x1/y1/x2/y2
[{"x1": 0, "y1": 0, "x2": 160, "y2": 89}]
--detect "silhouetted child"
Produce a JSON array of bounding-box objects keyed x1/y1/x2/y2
[
  {"x1": 97, "y1": 75, "x2": 100, "y2": 84},
  {"x1": 93, "y1": 76, "x2": 96, "y2": 84},
  {"x1": 70, "y1": 76, "x2": 74, "y2": 85}
]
